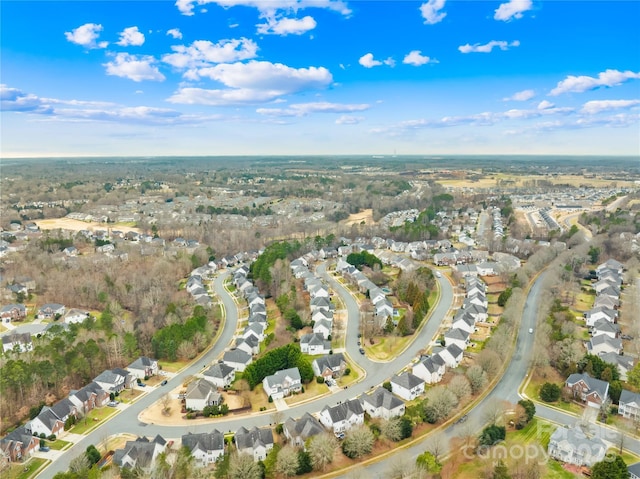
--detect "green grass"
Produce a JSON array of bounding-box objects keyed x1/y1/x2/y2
[
  {"x1": 69, "y1": 406, "x2": 119, "y2": 434},
  {"x1": 365, "y1": 335, "x2": 413, "y2": 361},
  {"x1": 5, "y1": 458, "x2": 49, "y2": 479},
  {"x1": 339, "y1": 362, "x2": 362, "y2": 387},
  {"x1": 545, "y1": 459, "x2": 580, "y2": 479},
  {"x1": 45, "y1": 438, "x2": 71, "y2": 450}
]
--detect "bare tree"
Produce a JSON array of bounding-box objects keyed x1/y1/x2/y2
[
  {"x1": 386, "y1": 452, "x2": 427, "y2": 479},
  {"x1": 476, "y1": 349, "x2": 502, "y2": 378},
  {"x1": 342, "y1": 425, "x2": 375, "y2": 459},
  {"x1": 381, "y1": 418, "x2": 403, "y2": 442},
  {"x1": 424, "y1": 386, "x2": 458, "y2": 423},
  {"x1": 275, "y1": 445, "x2": 299, "y2": 478},
  {"x1": 308, "y1": 433, "x2": 338, "y2": 471},
  {"x1": 466, "y1": 364, "x2": 488, "y2": 394},
  {"x1": 447, "y1": 374, "x2": 472, "y2": 401},
  {"x1": 229, "y1": 452, "x2": 262, "y2": 479},
  {"x1": 160, "y1": 393, "x2": 172, "y2": 416}
]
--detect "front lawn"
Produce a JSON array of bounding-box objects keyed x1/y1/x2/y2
[
  {"x1": 69, "y1": 406, "x2": 120, "y2": 434},
  {"x1": 5, "y1": 458, "x2": 49, "y2": 479},
  {"x1": 45, "y1": 438, "x2": 71, "y2": 451},
  {"x1": 285, "y1": 380, "x2": 328, "y2": 406},
  {"x1": 365, "y1": 335, "x2": 413, "y2": 361},
  {"x1": 158, "y1": 359, "x2": 190, "y2": 373},
  {"x1": 339, "y1": 362, "x2": 363, "y2": 387}
]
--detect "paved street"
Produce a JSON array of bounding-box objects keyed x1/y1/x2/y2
[{"x1": 39, "y1": 265, "x2": 455, "y2": 477}]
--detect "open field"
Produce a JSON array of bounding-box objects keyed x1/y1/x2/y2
[
  {"x1": 34, "y1": 217, "x2": 141, "y2": 233},
  {"x1": 437, "y1": 173, "x2": 637, "y2": 190},
  {"x1": 343, "y1": 208, "x2": 375, "y2": 226}
]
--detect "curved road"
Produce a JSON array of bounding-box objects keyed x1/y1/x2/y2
[
  {"x1": 41, "y1": 265, "x2": 454, "y2": 476},
  {"x1": 339, "y1": 268, "x2": 640, "y2": 478}
]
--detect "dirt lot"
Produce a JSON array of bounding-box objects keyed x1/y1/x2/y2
[
  {"x1": 343, "y1": 209, "x2": 375, "y2": 226},
  {"x1": 34, "y1": 217, "x2": 141, "y2": 233},
  {"x1": 138, "y1": 390, "x2": 247, "y2": 426}
]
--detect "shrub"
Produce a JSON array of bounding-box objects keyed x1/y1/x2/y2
[
  {"x1": 268, "y1": 396, "x2": 273, "y2": 403},
  {"x1": 275, "y1": 423, "x2": 283, "y2": 435},
  {"x1": 48, "y1": 434, "x2": 56, "y2": 441},
  {"x1": 478, "y1": 425, "x2": 505, "y2": 446},
  {"x1": 317, "y1": 376, "x2": 325, "y2": 384},
  {"x1": 540, "y1": 382, "x2": 561, "y2": 402},
  {"x1": 344, "y1": 368, "x2": 351, "y2": 376}
]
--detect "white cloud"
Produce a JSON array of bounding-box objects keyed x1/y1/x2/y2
[
  {"x1": 257, "y1": 101, "x2": 370, "y2": 117},
  {"x1": 168, "y1": 60, "x2": 333, "y2": 105},
  {"x1": 163, "y1": 38, "x2": 258, "y2": 69},
  {"x1": 0, "y1": 84, "x2": 53, "y2": 113},
  {"x1": 503, "y1": 89, "x2": 535, "y2": 101},
  {"x1": 359, "y1": 53, "x2": 381, "y2": 68},
  {"x1": 116, "y1": 26, "x2": 145, "y2": 46},
  {"x1": 167, "y1": 28, "x2": 183, "y2": 39},
  {"x1": 336, "y1": 115, "x2": 364, "y2": 125},
  {"x1": 403, "y1": 50, "x2": 437, "y2": 66},
  {"x1": 384, "y1": 57, "x2": 396, "y2": 67},
  {"x1": 550, "y1": 69, "x2": 640, "y2": 96},
  {"x1": 581, "y1": 99, "x2": 640, "y2": 115},
  {"x1": 175, "y1": 0, "x2": 351, "y2": 17},
  {"x1": 64, "y1": 23, "x2": 108, "y2": 49},
  {"x1": 104, "y1": 53, "x2": 166, "y2": 82},
  {"x1": 257, "y1": 15, "x2": 317, "y2": 35},
  {"x1": 420, "y1": 0, "x2": 446, "y2": 24},
  {"x1": 1, "y1": 84, "x2": 215, "y2": 125},
  {"x1": 458, "y1": 40, "x2": 520, "y2": 53},
  {"x1": 494, "y1": 0, "x2": 532, "y2": 21},
  {"x1": 537, "y1": 100, "x2": 554, "y2": 110}
]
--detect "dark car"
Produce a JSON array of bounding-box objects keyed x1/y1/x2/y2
[
  {"x1": 359, "y1": 348, "x2": 365, "y2": 355},
  {"x1": 454, "y1": 414, "x2": 468, "y2": 425},
  {"x1": 39, "y1": 446, "x2": 50, "y2": 452},
  {"x1": 161, "y1": 380, "x2": 168, "y2": 386}
]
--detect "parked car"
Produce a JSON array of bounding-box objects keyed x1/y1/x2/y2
[
  {"x1": 39, "y1": 446, "x2": 50, "y2": 452},
  {"x1": 107, "y1": 401, "x2": 119, "y2": 407},
  {"x1": 161, "y1": 380, "x2": 168, "y2": 386},
  {"x1": 454, "y1": 414, "x2": 468, "y2": 425},
  {"x1": 359, "y1": 348, "x2": 365, "y2": 355},
  {"x1": 137, "y1": 382, "x2": 146, "y2": 387},
  {"x1": 435, "y1": 271, "x2": 442, "y2": 278}
]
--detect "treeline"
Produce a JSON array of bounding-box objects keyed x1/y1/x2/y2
[
  {"x1": 1, "y1": 320, "x2": 141, "y2": 430},
  {"x1": 195, "y1": 204, "x2": 275, "y2": 217},
  {"x1": 251, "y1": 241, "x2": 302, "y2": 292},
  {"x1": 395, "y1": 268, "x2": 434, "y2": 330},
  {"x1": 151, "y1": 306, "x2": 212, "y2": 361},
  {"x1": 242, "y1": 344, "x2": 314, "y2": 389},
  {"x1": 389, "y1": 195, "x2": 454, "y2": 241},
  {"x1": 346, "y1": 251, "x2": 382, "y2": 270}
]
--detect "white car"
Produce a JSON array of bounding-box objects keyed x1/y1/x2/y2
[
  {"x1": 528, "y1": 328, "x2": 533, "y2": 334},
  {"x1": 435, "y1": 271, "x2": 442, "y2": 278}
]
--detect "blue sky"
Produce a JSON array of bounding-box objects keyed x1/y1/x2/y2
[{"x1": 2, "y1": 0, "x2": 639, "y2": 157}]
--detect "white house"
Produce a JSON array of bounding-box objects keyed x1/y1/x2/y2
[
  {"x1": 319, "y1": 399, "x2": 365, "y2": 434},
  {"x1": 444, "y1": 328, "x2": 470, "y2": 351},
  {"x1": 432, "y1": 344, "x2": 464, "y2": 369},
  {"x1": 390, "y1": 372, "x2": 425, "y2": 401},
  {"x1": 94, "y1": 368, "x2": 132, "y2": 394},
  {"x1": 619, "y1": 390, "x2": 640, "y2": 420},
  {"x1": 584, "y1": 306, "x2": 617, "y2": 327},
  {"x1": 283, "y1": 413, "x2": 324, "y2": 448},
  {"x1": 113, "y1": 435, "x2": 167, "y2": 472},
  {"x1": 234, "y1": 427, "x2": 274, "y2": 462},
  {"x1": 127, "y1": 357, "x2": 159, "y2": 380},
  {"x1": 2, "y1": 333, "x2": 33, "y2": 353},
  {"x1": 223, "y1": 349, "x2": 253, "y2": 372},
  {"x1": 547, "y1": 426, "x2": 606, "y2": 467},
  {"x1": 587, "y1": 335, "x2": 622, "y2": 355},
  {"x1": 300, "y1": 333, "x2": 331, "y2": 355},
  {"x1": 262, "y1": 367, "x2": 302, "y2": 400},
  {"x1": 203, "y1": 363, "x2": 236, "y2": 389},
  {"x1": 360, "y1": 387, "x2": 405, "y2": 420},
  {"x1": 412, "y1": 357, "x2": 445, "y2": 384},
  {"x1": 312, "y1": 318, "x2": 333, "y2": 339},
  {"x1": 185, "y1": 379, "x2": 223, "y2": 412},
  {"x1": 182, "y1": 431, "x2": 225, "y2": 466},
  {"x1": 63, "y1": 309, "x2": 90, "y2": 325}
]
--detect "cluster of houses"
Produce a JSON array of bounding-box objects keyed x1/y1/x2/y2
[
  {"x1": 335, "y1": 258, "x2": 394, "y2": 330},
  {"x1": 0, "y1": 357, "x2": 159, "y2": 464},
  {"x1": 0, "y1": 303, "x2": 94, "y2": 355},
  {"x1": 291, "y1": 256, "x2": 335, "y2": 355},
  {"x1": 185, "y1": 262, "x2": 218, "y2": 308},
  {"x1": 583, "y1": 259, "x2": 635, "y2": 380}
]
